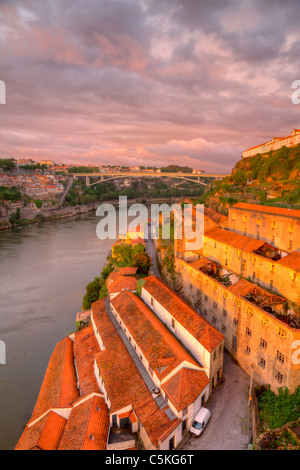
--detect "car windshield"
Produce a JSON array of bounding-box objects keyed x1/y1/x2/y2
[{"x1": 192, "y1": 420, "x2": 202, "y2": 430}]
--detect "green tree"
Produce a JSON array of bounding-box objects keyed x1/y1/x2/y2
[
  {"x1": 82, "y1": 277, "x2": 101, "y2": 310},
  {"x1": 132, "y1": 252, "x2": 151, "y2": 275}
]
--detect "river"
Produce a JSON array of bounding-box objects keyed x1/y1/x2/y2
[{"x1": 0, "y1": 211, "x2": 117, "y2": 450}]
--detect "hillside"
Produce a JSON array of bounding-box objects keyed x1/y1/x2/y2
[{"x1": 195, "y1": 144, "x2": 300, "y2": 214}]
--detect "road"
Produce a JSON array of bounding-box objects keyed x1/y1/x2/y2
[
  {"x1": 146, "y1": 231, "x2": 162, "y2": 279},
  {"x1": 178, "y1": 353, "x2": 253, "y2": 451}
]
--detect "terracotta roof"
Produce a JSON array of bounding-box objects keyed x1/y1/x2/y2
[
  {"x1": 107, "y1": 274, "x2": 137, "y2": 294},
  {"x1": 15, "y1": 412, "x2": 67, "y2": 451},
  {"x1": 74, "y1": 327, "x2": 100, "y2": 396},
  {"x1": 110, "y1": 291, "x2": 200, "y2": 378},
  {"x1": 189, "y1": 258, "x2": 212, "y2": 271},
  {"x1": 232, "y1": 203, "x2": 300, "y2": 219},
  {"x1": 91, "y1": 299, "x2": 181, "y2": 447},
  {"x1": 28, "y1": 337, "x2": 79, "y2": 424},
  {"x1": 204, "y1": 207, "x2": 228, "y2": 225},
  {"x1": 277, "y1": 252, "x2": 300, "y2": 272},
  {"x1": 142, "y1": 276, "x2": 224, "y2": 353},
  {"x1": 228, "y1": 279, "x2": 256, "y2": 297},
  {"x1": 205, "y1": 227, "x2": 265, "y2": 252},
  {"x1": 58, "y1": 396, "x2": 109, "y2": 450},
  {"x1": 118, "y1": 267, "x2": 138, "y2": 276},
  {"x1": 162, "y1": 369, "x2": 209, "y2": 411}
]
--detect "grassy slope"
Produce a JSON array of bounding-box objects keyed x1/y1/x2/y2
[{"x1": 194, "y1": 144, "x2": 300, "y2": 214}]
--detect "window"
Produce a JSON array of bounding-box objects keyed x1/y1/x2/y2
[
  {"x1": 274, "y1": 371, "x2": 283, "y2": 384},
  {"x1": 151, "y1": 297, "x2": 154, "y2": 306},
  {"x1": 221, "y1": 325, "x2": 226, "y2": 334},
  {"x1": 246, "y1": 346, "x2": 251, "y2": 355},
  {"x1": 212, "y1": 316, "x2": 217, "y2": 325},
  {"x1": 213, "y1": 351, "x2": 217, "y2": 361},
  {"x1": 246, "y1": 327, "x2": 252, "y2": 337},
  {"x1": 276, "y1": 351, "x2": 285, "y2": 364},
  {"x1": 258, "y1": 357, "x2": 266, "y2": 369},
  {"x1": 223, "y1": 309, "x2": 228, "y2": 317},
  {"x1": 270, "y1": 280, "x2": 274, "y2": 289},
  {"x1": 204, "y1": 295, "x2": 208, "y2": 302},
  {"x1": 247, "y1": 307, "x2": 253, "y2": 317},
  {"x1": 260, "y1": 339, "x2": 267, "y2": 349},
  {"x1": 225, "y1": 259, "x2": 228, "y2": 266},
  {"x1": 289, "y1": 240, "x2": 293, "y2": 251},
  {"x1": 182, "y1": 419, "x2": 187, "y2": 434},
  {"x1": 232, "y1": 335, "x2": 237, "y2": 352},
  {"x1": 172, "y1": 318, "x2": 175, "y2": 329},
  {"x1": 233, "y1": 318, "x2": 239, "y2": 327},
  {"x1": 203, "y1": 309, "x2": 207, "y2": 317},
  {"x1": 169, "y1": 436, "x2": 175, "y2": 451},
  {"x1": 253, "y1": 272, "x2": 256, "y2": 281},
  {"x1": 213, "y1": 302, "x2": 218, "y2": 309},
  {"x1": 279, "y1": 327, "x2": 287, "y2": 339}
]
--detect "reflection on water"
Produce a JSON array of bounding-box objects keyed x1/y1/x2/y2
[{"x1": 0, "y1": 212, "x2": 116, "y2": 449}]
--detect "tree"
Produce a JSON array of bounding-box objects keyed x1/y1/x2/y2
[
  {"x1": 132, "y1": 252, "x2": 151, "y2": 275},
  {"x1": 82, "y1": 277, "x2": 101, "y2": 310}
]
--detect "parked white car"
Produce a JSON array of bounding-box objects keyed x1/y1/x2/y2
[{"x1": 190, "y1": 407, "x2": 211, "y2": 437}]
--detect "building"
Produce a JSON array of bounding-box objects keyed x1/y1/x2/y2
[
  {"x1": 15, "y1": 336, "x2": 110, "y2": 451},
  {"x1": 242, "y1": 128, "x2": 300, "y2": 158},
  {"x1": 175, "y1": 255, "x2": 300, "y2": 393},
  {"x1": 228, "y1": 203, "x2": 300, "y2": 253},
  {"x1": 173, "y1": 203, "x2": 300, "y2": 393},
  {"x1": 17, "y1": 278, "x2": 220, "y2": 451},
  {"x1": 141, "y1": 276, "x2": 224, "y2": 392}
]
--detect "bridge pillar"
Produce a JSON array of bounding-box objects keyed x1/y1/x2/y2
[{"x1": 86, "y1": 176, "x2": 90, "y2": 186}]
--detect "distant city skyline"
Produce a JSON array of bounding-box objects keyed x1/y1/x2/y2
[{"x1": 0, "y1": 0, "x2": 300, "y2": 172}]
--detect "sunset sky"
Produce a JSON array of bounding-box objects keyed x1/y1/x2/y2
[{"x1": 0, "y1": 0, "x2": 300, "y2": 172}]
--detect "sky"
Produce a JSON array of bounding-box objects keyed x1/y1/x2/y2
[{"x1": 0, "y1": 0, "x2": 300, "y2": 173}]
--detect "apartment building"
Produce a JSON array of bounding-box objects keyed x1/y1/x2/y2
[{"x1": 228, "y1": 203, "x2": 300, "y2": 254}]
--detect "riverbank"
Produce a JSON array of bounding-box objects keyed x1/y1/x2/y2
[{"x1": 0, "y1": 196, "x2": 183, "y2": 231}]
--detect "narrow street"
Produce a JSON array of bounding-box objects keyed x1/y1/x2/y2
[{"x1": 178, "y1": 353, "x2": 253, "y2": 451}]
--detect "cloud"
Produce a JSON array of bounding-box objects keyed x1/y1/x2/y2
[{"x1": 0, "y1": 0, "x2": 299, "y2": 172}]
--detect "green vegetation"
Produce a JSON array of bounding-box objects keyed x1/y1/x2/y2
[
  {"x1": 68, "y1": 166, "x2": 97, "y2": 173},
  {"x1": 21, "y1": 163, "x2": 48, "y2": 171},
  {"x1": 0, "y1": 186, "x2": 21, "y2": 203},
  {"x1": 34, "y1": 200, "x2": 43, "y2": 209},
  {"x1": 111, "y1": 243, "x2": 146, "y2": 268},
  {"x1": 0, "y1": 158, "x2": 16, "y2": 171},
  {"x1": 161, "y1": 165, "x2": 193, "y2": 173},
  {"x1": 82, "y1": 242, "x2": 151, "y2": 309},
  {"x1": 65, "y1": 178, "x2": 204, "y2": 206},
  {"x1": 257, "y1": 386, "x2": 300, "y2": 430},
  {"x1": 196, "y1": 144, "x2": 300, "y2": 211},
  {"x1": 82, "y1": 277, "x2": 102, "y2": 311}
]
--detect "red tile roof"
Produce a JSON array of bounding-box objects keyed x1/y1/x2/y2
[
  {"x1": 205, "y1": 227, "x2": 265, "y2": 252},
  {"x1": 107, "y1": 274, "x2": 137, "y2": 295},
  {"x1": 277, "y1": 252, "x2": 300, "y2": 272},
  {"x1": 111, "y1": 291, "x2": 200, "y2": 378},
  {"x1": 15, "y1": 411, "x2": 67, "y2": 451},
  {"x1": 92, "y1": 299, "x2": 181, "y2": 447},
  {"x1": 142, "y1": 276, "x2": 224, "y2": 352},
  {"x1": 74, "y1": 326, "x2": 100, "y2": 396},
  {"x1": 162, "y1": 369, "x2": 209, "y2": 411},
  {"x1": 58, "y1": 396, "x2": 109, "y2": 450},
  {"x1": 28, "y1": 337, "x2": 79, "y2": 424},
  {"x1": 232, "y1": 203, "x2": 300, "y2": 219}
]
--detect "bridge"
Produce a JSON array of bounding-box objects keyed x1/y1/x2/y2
[{"x1": 72, "y1": 171, "x2": 230, "y2": 187}]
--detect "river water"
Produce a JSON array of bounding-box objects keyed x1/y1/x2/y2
[{"x1": 0, "y1": 212, "x2": 117, "y2": 450}]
